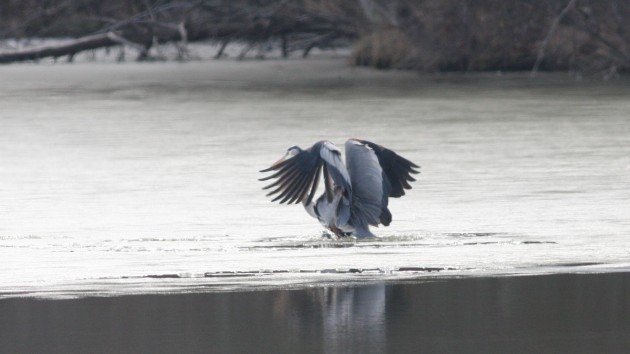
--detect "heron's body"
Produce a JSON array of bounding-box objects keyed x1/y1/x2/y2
[
  {"x1": 307, "y1": 190, "x2": 357, "y2": 237},
  {"x1": 260, "y1": 139, "x2": 419, "y2": 238}
]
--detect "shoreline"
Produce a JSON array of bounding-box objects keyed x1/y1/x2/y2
[
  {"x1": 2, "y1": 271, "x2": 629, "y2": 353},
  {"x1": 2, "y1": 262, "x2": 629, "y2": 300}
]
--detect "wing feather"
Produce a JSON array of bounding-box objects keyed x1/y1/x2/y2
[
  {"x1": 260, "y1": 141, "x2": 352, "y2": 206},
  {"x1": 263, "y1": 167, "x2": 301, "y2": 192},
  {"x1": 355, "y1": 139, "x2": 420, "y2": 198},
  {"x1": 345, "y1": 140, "x2": 384, "y2": 227},
  {"x1": 272, "y1": 171, "x2": 308, "y2": 203},
  {"x1": 261, "y1": 146, "x2": 321, "y2": 204}
]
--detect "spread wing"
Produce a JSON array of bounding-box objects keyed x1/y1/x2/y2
[
  {"x1": 346, "y1": 139, "x2": 420, "y2": 227},
  {"x1": 354, "y1": 139, "x2": 419, "y2": 198},
  {"x1": 259, "y1": 141, "x2": 351, "y2": 206},
  {"x1": 345, "y1": 140, "x2": 384, "y2": 227}
]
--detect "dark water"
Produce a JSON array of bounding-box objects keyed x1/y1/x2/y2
[{"x1": 2, "y1": 272, "x2": 628, "y2": 353}]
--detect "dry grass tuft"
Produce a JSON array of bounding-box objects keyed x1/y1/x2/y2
[{"x1": 350, "y1": 29, "x2": 414, "y2": 70}]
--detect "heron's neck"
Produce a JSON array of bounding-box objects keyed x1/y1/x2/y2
[{"x1": 302, "y1": 198, "x2": 317, "y2": 219}]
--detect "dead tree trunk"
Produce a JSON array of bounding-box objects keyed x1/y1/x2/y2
[
  {"x1": 175, "y1": 22, "x2": 189, "y2": 60},
  {"x1": 302, "y1": 33, "x2": 335, "y2": 58},
  {"x1": 0, "y1": 32, "x2": 147, "y2": 64},
  {"x1": 214, "y1": 39, "x2": 231, "y2": 59},
  {"x1": 0, "y1": 32, "x2": 125, "y2": 64},
  {"x1": 281, "y1": 34, "x2": 289, "y2": 58},
  {"x1": 238, "y1": 41, "x2": 256, "y2": 60}
]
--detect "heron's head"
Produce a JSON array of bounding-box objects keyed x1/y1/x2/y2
[
  {"x1": 260, "y1": 145, "x2": 303, "y2": 174},
  {"x1": 266, "y1": 146, "x2": 301, "y2": 169},
  {"x1": 286, "y1": 146, "x2": 300, "y2": 156}
]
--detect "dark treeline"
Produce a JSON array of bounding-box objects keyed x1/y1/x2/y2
[{"x1": 0, "y1": 0, "x2": 628, "y2": 75}]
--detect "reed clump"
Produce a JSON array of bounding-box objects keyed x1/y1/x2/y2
[{"x1": 351, "y1": 29, "x2": 414, "y2": 70}]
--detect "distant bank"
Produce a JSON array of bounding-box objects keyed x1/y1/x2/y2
[{"x1": 1, "y1": 1, "x2": 628, "y2": 76}]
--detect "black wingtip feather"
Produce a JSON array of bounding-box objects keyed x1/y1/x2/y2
[
  {"x1": 355, "y1": 139, "x2": 420, "y2": 198},
  {"x1": 380, "y1": 207, "x2": 392, "y2": 226}
]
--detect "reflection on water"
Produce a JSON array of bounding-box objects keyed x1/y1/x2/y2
[
  {"x1": 1, "y1": 272, "x2": 628, "y2": 353},
  {"x1": 272, "y1": 284, "x2": 386, "y2": 353}
]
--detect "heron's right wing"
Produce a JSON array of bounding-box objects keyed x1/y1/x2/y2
[{"x1": 259, "y1": 141, "x2": 351, "y2": 206}]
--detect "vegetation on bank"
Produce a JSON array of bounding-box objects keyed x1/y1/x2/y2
[{"x1": 0, "y1": 0, "x2": 627, "y2": 75}]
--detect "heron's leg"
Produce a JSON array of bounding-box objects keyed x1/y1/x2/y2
[
  {"x1": 329, "y1": 225, "x2": 347, "y2": 238},
  {"x1": 321, "y1": 230, "x2": 334, "y2": 239}
]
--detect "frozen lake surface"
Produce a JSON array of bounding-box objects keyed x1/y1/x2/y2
[{"x1": 1, "y1": 59, "x2": 629, "y2": 298}]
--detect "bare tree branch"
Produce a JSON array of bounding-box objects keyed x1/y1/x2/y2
[{"x1": 531, "y1": 0, "x2": 577, "y2": 76}]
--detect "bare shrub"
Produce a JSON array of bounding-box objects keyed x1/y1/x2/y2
[{"x1": 351, "y1": 29, "x2": 413, "y2": 69}]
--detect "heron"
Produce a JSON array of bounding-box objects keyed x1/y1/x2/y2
[{"x1": 259, "y1": 139, "x2": 419, "y2": 238}]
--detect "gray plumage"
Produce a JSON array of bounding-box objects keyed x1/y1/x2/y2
[{"x1": 259, "y1": 139, "x2": 419, "y2": 238}]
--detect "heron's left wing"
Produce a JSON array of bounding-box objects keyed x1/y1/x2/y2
[
  {"x1": 345, "y1": 139, "x2": 385, "y2": 227},
  {"x1": 355, "y1": 139, "x2": 419, "y2": 198},
  {"x1": 346, "y1": 139, "x2": 420, "y2": 227}
]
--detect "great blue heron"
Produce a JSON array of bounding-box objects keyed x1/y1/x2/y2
[{"x1": 260, "y1": 139, "x2": 419, "y2": 238}]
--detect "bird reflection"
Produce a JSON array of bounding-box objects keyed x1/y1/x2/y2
[{"x1": 272, "y1": 284, "x2": 386, "y2": 353}]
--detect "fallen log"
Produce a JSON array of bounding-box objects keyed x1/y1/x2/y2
[{"x1": 0, "y1": 32, "x2": 140, "y2": 64}]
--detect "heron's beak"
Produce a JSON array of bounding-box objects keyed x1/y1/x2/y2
[
  {"x1": 259, "y1": 155, "x2": 288, "y2": 173},
  {"x1": 272, "y1": 155, "x2": 287, "y2": 167}
]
